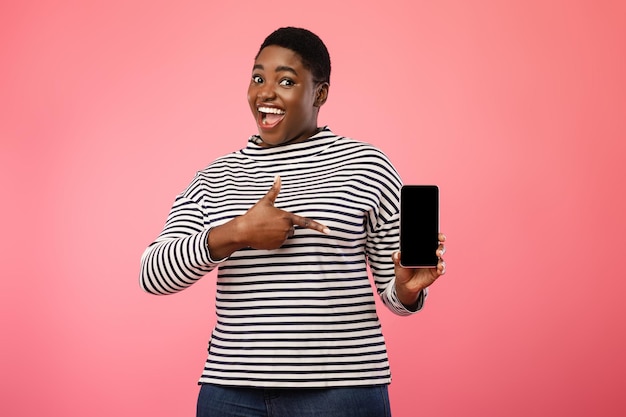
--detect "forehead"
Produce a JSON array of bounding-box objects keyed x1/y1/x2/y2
[{"x1": 254, "y1": 45, "x2": 307, "y2": 71}]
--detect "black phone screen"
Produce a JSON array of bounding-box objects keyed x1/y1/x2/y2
[{"x1": 400, "y1": 185, "x2": 439, "y2": 267}]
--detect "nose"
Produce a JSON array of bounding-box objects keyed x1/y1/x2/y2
[{"x1": 257, "y1": 83, "x2": 276, "y2": 101}]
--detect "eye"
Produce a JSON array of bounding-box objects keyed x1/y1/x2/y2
[
  {"x1": 279, "y1": 78, "x2": 295, "y2": 87},
  {"x1": 252, "y1": 75, "x2": 263, "y2": 84}
]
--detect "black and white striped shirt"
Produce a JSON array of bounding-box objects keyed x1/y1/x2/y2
[{"x1": 140, "y1": 128, "x2": 426, "y2": 388}]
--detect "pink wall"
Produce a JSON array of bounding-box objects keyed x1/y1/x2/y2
[{"x1": 2, "y1": 1, "x2": 625, "y2": 416}]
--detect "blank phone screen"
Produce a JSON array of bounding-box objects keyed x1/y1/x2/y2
[{"x1": 400, "y1": 185, "x2": 439, "y2": 267}]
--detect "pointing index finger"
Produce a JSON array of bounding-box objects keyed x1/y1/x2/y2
[{"x1": 291, "y1": 214, "x2": 331, "y2": 235}]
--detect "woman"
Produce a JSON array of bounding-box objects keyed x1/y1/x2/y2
[{"x1": 140, "y1": 27, "x2": 446, "y2": 417}]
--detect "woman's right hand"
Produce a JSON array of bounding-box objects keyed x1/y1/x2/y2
[
  {"x1": 207, "y1": 176, "x2": 330, "y2": 259},
  {"x1": 238, "y1": 175, "x2": 330, "y2": 249}
]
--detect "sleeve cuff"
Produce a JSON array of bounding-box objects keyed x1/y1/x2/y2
[{"x1": 386, "y1": 282, "x2": 429, "y2": 315}]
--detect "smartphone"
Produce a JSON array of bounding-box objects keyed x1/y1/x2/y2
[{"x1": 400, "y1": 185, "x2": 439, "y2": 268}]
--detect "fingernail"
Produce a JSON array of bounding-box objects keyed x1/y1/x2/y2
[{"x1": 322, "y1": 227, "x2": 331, "y2": 234}]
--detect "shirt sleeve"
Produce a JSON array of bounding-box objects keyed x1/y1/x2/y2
[
  {"x1": 139, "y1": 195, "x2": 225, "y2": 295},
  {"x1": 366, "y1": 208, "x2": 428, "y2": 316},
  {"x1": 363, "y1": 150, "x2": 428, "y2": 316}
]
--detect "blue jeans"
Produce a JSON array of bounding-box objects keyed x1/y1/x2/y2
[{"x1": 196, "y1": 383, "x2": 392, "y2": 417}]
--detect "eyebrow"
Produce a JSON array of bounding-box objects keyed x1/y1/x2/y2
[{"x1": 253, "y1": 64, "x2": 298, "y2": 76}]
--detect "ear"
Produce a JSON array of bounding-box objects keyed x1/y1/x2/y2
[{"x1": 314, "y1": 82, "x2": 329, "y2": 107}]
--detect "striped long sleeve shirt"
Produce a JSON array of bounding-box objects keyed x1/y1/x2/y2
[{"x1": 140, "y1": 128, "x2": 427, "y2": 388}]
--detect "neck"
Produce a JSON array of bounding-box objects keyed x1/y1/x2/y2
[{"x1": 257, "y1": 127, "x2": 322, "y2": 148}]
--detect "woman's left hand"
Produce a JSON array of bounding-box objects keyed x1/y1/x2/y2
[{"x1": 392, "y1": 233, "x2": 447, "y2": 307}]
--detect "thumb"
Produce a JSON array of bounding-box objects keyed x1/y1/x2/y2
[
  {"x1": 263, "y1": 175, "x2": 281, "y2": 204},
  {"x1": 392, "y1": 251, "x2": 402, "y2": 266}
]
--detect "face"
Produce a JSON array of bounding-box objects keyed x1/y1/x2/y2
[{"x1": 247, "y1": 45, "x2": 328, "y2": 147}]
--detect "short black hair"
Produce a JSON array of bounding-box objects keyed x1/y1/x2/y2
[{"x1": 256, "y1": 27, "x2": 331, "y2": 85}]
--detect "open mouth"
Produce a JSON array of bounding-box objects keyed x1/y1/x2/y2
[{"x1": 258, "y1": 106, "x2": 285, "y2": 129}]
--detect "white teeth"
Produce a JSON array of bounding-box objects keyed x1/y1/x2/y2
[{"x1": 258, "y1": 107, "x2": 285, "y2": 115}]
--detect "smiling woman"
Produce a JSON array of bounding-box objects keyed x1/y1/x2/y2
[
  {"x1": 247, "y1": 44, "x2": 329, "y2": 147},
  {"x1": 140, "y1": 26, "x2": 447, "y2": 417}
]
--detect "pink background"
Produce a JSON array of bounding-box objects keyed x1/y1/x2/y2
[{"x1": 2, "y1": 0, "x2": 625, "y2": 416}]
